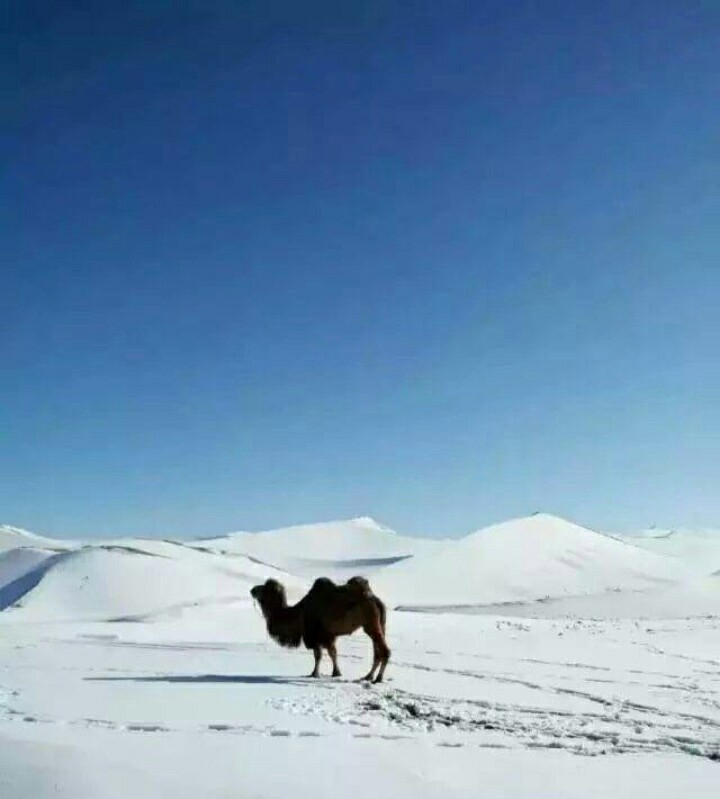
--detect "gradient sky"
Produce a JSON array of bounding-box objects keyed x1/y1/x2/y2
[{"x1": 3, "y1": 1, "x2": 719, "y2": 539}]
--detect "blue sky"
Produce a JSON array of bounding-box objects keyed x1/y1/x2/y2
[{"x1": 3, "y1": 1, "x2": 719, "y2": 538}]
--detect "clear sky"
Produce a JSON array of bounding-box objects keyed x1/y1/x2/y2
[{"x1": 3, "y1": 1, "x2": 719, "y2": 539}]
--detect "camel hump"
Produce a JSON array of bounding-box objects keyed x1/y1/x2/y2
[
  {"x1": 305, "y1": 576, "x2": 372, "y2": 606},
  {"x1": 345, "y1": 576, "x2": 373, "y2": 597},
  {"x1": 310, "y1": 577, "x2": 337, "y2": 592},
  {"x1": 305, "y1": 577, "x2": 338, "y2": 603}
]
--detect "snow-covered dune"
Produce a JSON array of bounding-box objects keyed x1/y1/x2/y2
[
  {"x1": 0, "y1": 514, "x2": 705, "y2": 620},
  {"x1": 0, "y1": 547, "x2": 62, "y2": 610},
  {"x1": 375, "y1": 513, "x2": 687, "y2": 609},
  {"x1": 623, "y1": 527, "x2": 720, "y2": 575},
  {"x1": 434, "y1": 572, "x2": 720, "y2": 619},
  {"x1": 0, "y1": 516, "x2": 443, "y2": 620},
  {"x1": 191, "y1": 517, "x2": 444, "y2": 578},
  {"x1": 3, "y1": 543, "x2": 298, "y2": 622},
  {"x1": 0, "y1": 524, "x2": 64, "y2": 553}
]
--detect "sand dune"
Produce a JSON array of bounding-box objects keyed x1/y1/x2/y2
[{"x1": 375, "y1": 513, "x2": 688, "y2": 609}]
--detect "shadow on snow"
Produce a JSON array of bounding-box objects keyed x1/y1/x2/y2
[{"x1": 85, "y1": 674, "x2": 311, "y2": 685}]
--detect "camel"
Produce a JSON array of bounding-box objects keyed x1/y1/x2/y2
[{"x1": 250, "y1": 576, "x2": 391, "y2": 683}]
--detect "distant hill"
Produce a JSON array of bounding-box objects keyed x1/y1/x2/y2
[
  {"x1": 375, "y1": 513, "x2": 687, "y2": 609},
  {"x1": 189, "y1": 516, "x2": 445, "y2": 578},
  {"x1": 0, "y1": 525, "x2": 61, "y2": 552},
  {"x1": 622, "y1": 527, "x2": 720, "y2": 575},
  {"x1": 2, "y1": 514, "x2": 712, "y2": 621}
]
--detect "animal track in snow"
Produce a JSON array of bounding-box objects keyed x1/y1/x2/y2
[{"x1": 355, "y1": 686, "x2": 720, "y2": 761}]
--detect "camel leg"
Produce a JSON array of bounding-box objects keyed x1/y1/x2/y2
[
  {"x1": 360, "y1": 627, "x2": 380, "y2": 682},
  {"x1": 360, "y1": 612, "x2": 391, "y2": 684},
  {"x1": 308, "y1": 646, "x2": 322, "y2": 678},
  {"x1": 327, "y1": 640, "x2": 341, "y2": 677},
  {"x1": 373, "y1": 637, "x2": 391, "y2": 684}
]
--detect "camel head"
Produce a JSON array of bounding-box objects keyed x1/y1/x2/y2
[{"x1": 250, "y1": 579, "x2": 287, "y2": 613}]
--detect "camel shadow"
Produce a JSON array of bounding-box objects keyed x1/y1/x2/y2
[{"x1": 86, "y1": 674, "x2": 309, "y2": 685}]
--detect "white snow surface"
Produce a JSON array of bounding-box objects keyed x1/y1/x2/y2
[
  {"x1": 5, "y1": 544, "x2": 300, "y2": 622},
  {"x1": 623, "y1": 527, "x2": 720, "y2": 575},
  {"x1": 0, "y1": 525, "x2": 61, "y2": 552},
  {"x1": 195, "y1": 516, "x2": 413, "y2": 555},
  {"x1": 375, "y1": 514, "x2": 687, "y2": 609},
  {"x1": 1, "y1": 513, "x2": 719, "y2": 797},
  {"x1": 193, "y1": 516, "x2": 444, "y2": 578}
]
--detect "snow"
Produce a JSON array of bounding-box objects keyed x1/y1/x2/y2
[
  {"x1": 375, "y1": 514, "x2": 687, "y2": 609},
  {"x1": 195, "y1": 515, "x2": 440, "y2": 558},
  {"x1": 1, "y1": 513, "x2": 719, "y2": 797},
  {"x1": 0, "y1": 525, "x2": 60, "y2": 552},
  {"x1": 194, "y1": 516, "x2": 445, "y2": 578},
  {"x1": 623, "y1": 527, "x2": 720, "y2": 575},
  {"x1": 0, "y1": 548, "x2": 61, "y2": 611},
  {"x1": 2, "y1": 540, "x2": 300, "y2": 622}
]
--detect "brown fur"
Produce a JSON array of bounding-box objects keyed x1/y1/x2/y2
[{"x1": 250, "y1": 576, "x2": 391, "y2": 683}]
